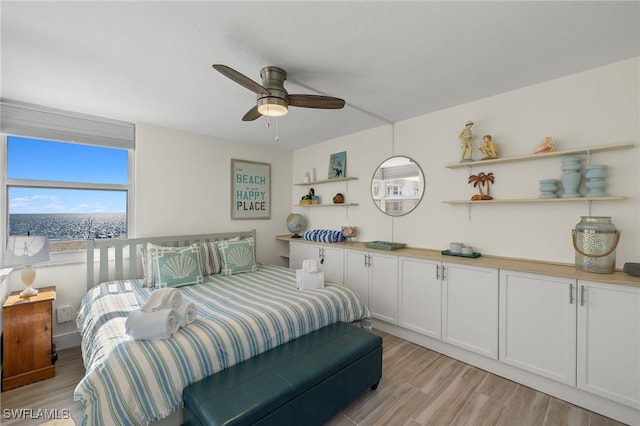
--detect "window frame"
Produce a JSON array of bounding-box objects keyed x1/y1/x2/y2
[{"x1": 2, "y1": 134, "x2": 135, "y2": 263}]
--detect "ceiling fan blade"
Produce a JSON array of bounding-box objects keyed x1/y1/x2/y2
[
  {"x1": 242, "y1": 105, "x2": 262, "y2": 121},
  {"x1": 288, "y1": 94, "x2": 345, "y2": 109},
  {"x1": 212, "y1": 64, "x2": 270, "y2": 95}
]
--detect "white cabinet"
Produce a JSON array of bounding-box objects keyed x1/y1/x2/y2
[
  {"x1": 577, "y1": 280, "x2": 640, "y2": 409},
  {"x1": 345, "y1": 249, "x2": 398, "y2": 324},
  {"x1": 289, "y1": 242, "x2": 344, "y2": 284},
  {"x1": 398, "y1": 257, "x2": 442, "y2": 339},
  {"x1": 442, "y1": 263, "x2": 499, "y2": 359},
  {"x1": 396, "y1": 257, "x2": 498, "y2": 358},
  {"x1": 322, "y1": 246, "x2": 345, "y2": 283},
  {"x1": 289, "y1": 241, "x2": 319, "y2": 270},
  {"x1": 344, "y1": 250, "x2": 369, "y2": 304},
  {"x1": 498, "y1": 272, "x2": 640, "y2": 409},
  {"x1": 499, "y1": 270, "x2": 577, "y2": 385}
]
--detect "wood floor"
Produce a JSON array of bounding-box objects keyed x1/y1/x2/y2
[
  {"x1": 1, "y1": 329, "x2": 627, "y2": 426},
  {"x1": 2, "y1": 345, "x2": 84, "y2": 426}
]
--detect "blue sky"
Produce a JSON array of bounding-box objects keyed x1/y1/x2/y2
[{"x1": 8, "y1": 137, "x2": 128, "y2": 213}]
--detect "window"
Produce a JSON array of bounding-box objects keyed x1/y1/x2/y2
[{"x1": 1, "y1": 99, "x2": 134, "y2": 256}]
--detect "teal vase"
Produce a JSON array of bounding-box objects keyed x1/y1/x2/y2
[
  {"x1": 539, "y1": 179, "x2": 558, "y2": 198},
  {"x1": 585, "y1": 165, "x2": 608, "y2": 197},
  {"x1": 561, "y1": 157, "x2": 581, "y2": 198}
]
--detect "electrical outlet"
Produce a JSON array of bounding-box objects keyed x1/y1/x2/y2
[{"x1": 56, "y1": 305, "x2": 74, "y2": 323}]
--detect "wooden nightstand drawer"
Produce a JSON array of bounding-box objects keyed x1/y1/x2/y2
[{"x1": 2, "y1": 286, "x2": 56, "y2": 391}]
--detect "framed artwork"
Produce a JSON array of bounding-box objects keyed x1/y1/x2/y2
[
  {"x1": 328, "y1": 151, "x2": 346, "y2": 179},
  {"x1": 231, "y1": 159, "x2": 271, "y2": 220}
]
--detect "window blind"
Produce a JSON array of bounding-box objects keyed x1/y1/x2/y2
[{"x1": 1, "y1": 98, "x2": 135, "y2": 149}]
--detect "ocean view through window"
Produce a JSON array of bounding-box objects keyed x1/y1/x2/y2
[{"x1": 6, "y1": 136, "x2": 130, "y2": 252}]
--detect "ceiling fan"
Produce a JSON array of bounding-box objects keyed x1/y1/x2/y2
[{"x1": 212, "y1": 64, "x2": 346, "y2": 121}]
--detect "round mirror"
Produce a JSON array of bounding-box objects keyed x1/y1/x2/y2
[{"x1": 371, "y1": 156, "x2": 425, "y2": 216}]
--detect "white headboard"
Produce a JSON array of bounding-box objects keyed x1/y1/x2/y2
[{"x1": 86, "y1": 230, "x2": 256, "y2": 290}]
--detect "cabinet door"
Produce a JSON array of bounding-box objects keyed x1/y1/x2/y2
[
  {"x1": 344, "y1": 249, "x2": 370, "y2": 305},
  {"x1": 399, "y1": 257, "x2": 441, "y2": 339},
  {"x1": 442, "y1": 263, "x2": 499, "y2": 359},
  {"x1": 499, "y1": 270, "x2": 577, "y2": 385},
  {"x1": 321, "y1": 245, "x2": 344, "y2": 284},
  {"x1": 289, "y1": 242, "x2": 321, "y2": 270},
  {"x1": 369, "y1": 252, "x2": 398, "y2": 324},
  {"x1": 577, "y1": 280, "x2": 640, "y2": 409}
]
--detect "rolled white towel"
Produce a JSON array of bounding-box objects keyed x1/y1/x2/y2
[
  {"x1": 142, "y1": 288, "x2": 182, "y2": 312},
  {"x1": 176, "y1": 301, "x2": 197, "y2": 327},
  {"x1": 125, "y1": 309, "x2": 180, "y2": 340}
]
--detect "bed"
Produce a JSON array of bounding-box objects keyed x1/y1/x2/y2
[{"x1": 74, "y1": 230, "x2": 372, "y2": 425}]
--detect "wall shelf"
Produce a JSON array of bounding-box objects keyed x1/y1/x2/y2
[
  {"x1": 442, "y1": 196, "x2": 628, "y2": 205},
  {"x1": 445, "y1": 142, "x2": 635, "y2": 169},
  {"x1": 294, "y1": 176, "x2": 358, "y2": 186},
  {"x1": 296, "y1": 203, "x2": 359, "y2": 207},
  {"x1": 295, "y1": 176, "x2": 358, "y2": 209},
  {"x1": 444, "y1": 142, "x2": 633, "y2": 219}
]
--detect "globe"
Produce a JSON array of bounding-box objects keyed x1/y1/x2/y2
[{"x1": 286, "y1": 213, "x2": 306, "y2": 238}]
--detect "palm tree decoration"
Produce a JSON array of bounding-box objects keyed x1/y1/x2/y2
[
  {"x1": 483, "y1": 172, "x2": 495, "y2": 199},
  {"x1": 468, "y1": 172, "x2": 494, "y2": 200},
  {"x1": 468, "y1": 173, "x2": 485, "y2": 200}
]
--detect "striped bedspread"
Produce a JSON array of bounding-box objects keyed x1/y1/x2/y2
[{"x1": 74, "y1": 264, "x2": 371, "y2": 425}]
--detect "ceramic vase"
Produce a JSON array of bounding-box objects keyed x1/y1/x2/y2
[
  {"x1": 539, "y1": 179, "x2": 558, "y2": 198},
  {"x1": 585, "y1": 165, "x2": 608, "y2": 197},
  {"x1": 560, "y1": 157, "x2": 581, "y2": 198}
]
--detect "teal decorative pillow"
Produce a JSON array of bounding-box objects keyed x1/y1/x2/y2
[
  {"x1": 149, "y1": 244, "x2": 204, "y2": 288},
  {"x1": 216, "y1": 237, "x2": 258, "y2": 276}
]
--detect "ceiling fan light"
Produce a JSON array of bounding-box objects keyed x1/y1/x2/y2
[{"x1": 257, "y1": 97, "x2": 288, "y2": 117}]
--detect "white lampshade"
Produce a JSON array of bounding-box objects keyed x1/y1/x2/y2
[
  {"x1": 5, "y1": 235, "x2": 51, "y2": 266},
  {"x1": 257, "y1": 97, "x2": 288, "y2": 117},
  {"x1": 4, "y1": 235, "x2": 51, "y2": 297}
]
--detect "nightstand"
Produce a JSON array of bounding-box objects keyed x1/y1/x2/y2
[{"x1": 2, "y1": 286, "x2": 56, "y2": 391}]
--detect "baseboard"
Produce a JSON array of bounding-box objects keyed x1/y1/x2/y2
[{"x1": 53, "y1": 331, "x2": 81, "y2": 350}]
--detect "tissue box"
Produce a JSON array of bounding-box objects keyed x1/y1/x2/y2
[{"x1": 296, "y1": 269, "x2": 325, "y2": 290}]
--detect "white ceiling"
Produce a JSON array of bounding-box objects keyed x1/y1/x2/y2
[{"x1": 2, "y1": 1, "x2": 638, "y2": 150}]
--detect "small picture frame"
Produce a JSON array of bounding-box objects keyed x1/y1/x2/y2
[{"x1": 328, "y1": 151, "x2": 346, "y2": 179}]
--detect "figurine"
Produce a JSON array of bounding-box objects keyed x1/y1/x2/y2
[
  {"x1": 458, "y1": 120, "x2": 475, "y2": 162},
  {"x1": 479, "y1": 134, "x2": 498, "y2": 160},
  {"x1": 534, "y1": 136, "x2": 556, "y2": 154},
  {"x1": 468, "y1": 172, "x2": 495, "y2": 200},
  {"x1": 301, "y1": 188, "x2": 315, "y2": 201}
]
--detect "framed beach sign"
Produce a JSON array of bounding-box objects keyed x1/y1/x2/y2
[
  {"x1": 328, "y1": 151, "x2": 346, "y2": 179},
  {"x1": 231, "y1": 159, "x2": 271, "y2": 220}
]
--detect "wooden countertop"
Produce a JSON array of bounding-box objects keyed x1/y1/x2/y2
[{"x1": 276, "y1": 235, "x2": 640, "y2": 288}]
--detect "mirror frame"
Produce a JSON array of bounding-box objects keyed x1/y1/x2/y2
[{"x1": 371, "y1": 155, "x2": 425, "y2": 216}]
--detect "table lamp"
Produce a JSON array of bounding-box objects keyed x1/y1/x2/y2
[{"x1": 4, "y1": 235, "x2": 51, "y2": 297}]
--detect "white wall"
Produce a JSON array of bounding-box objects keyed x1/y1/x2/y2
[
  {"x1": 292, "y1": 58, "x2": 640, "y2": 267},
  {"x1": 134, "y1": 123, "x2": 292, "y2": 264},
  {"x1": 3, "y1": 125, "x2": 293, "y2": 347}
]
